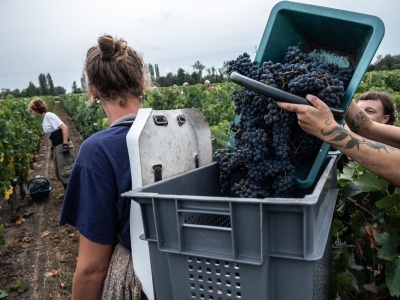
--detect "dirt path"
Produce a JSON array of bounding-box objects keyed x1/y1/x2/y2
[{"x1": 0, "y1": 101, "x2": 83, "y2": 299}]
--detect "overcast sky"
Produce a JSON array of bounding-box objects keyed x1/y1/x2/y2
[{"x1": 0, "y1": 0, "x2": 399, "y2": 93}]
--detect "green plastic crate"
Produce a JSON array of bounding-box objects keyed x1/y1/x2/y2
[{"x1": 232, "y1": 1, "x2": 385, "y2": 188}]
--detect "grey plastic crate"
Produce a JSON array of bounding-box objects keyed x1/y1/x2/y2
[{"x1": 122, "y1": 155, "x2": 338, "y2": 300}]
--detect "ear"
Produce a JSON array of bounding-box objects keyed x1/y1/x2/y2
[
  {"x1": 88, "y1": 82, "x2": 100, "y2": 104},
  {"x1": 382, "y1": 115, "x2": 390, "y2": 124},
  {"x1": 88, "y1": 83, "x2": 99, "y2": 101}
]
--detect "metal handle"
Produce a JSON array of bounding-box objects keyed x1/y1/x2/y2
[{"x1": 230, "y1": 71, "x2": 345, "y2": 116}]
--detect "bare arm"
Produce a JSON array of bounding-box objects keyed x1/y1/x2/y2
[
  {"x1": 277, "y1": 95, "x2": 400, "y2": 187},
  {"x1": 59, "y1": 123, "x2": 69, "y2": 144},
  {"x1": 345, "y1": 100, "x2": 400, "y2": 148},
  {"x1": 72, "y1": 235, "x2": 112, "y2": 300}
]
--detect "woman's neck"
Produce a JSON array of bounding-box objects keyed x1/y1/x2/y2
[{"x1": 102, "y1": 98, "x2": 142, "y2": 125}]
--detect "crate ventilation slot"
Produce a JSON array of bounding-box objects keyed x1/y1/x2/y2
[
  {"x1": 188, "y1": 256, "x2": 241, "y2": 300},
  {"x1": 183, "y1": 213, "x2": 231, "y2": 228}
]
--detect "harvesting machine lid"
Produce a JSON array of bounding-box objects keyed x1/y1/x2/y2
[{"x1": 126, "y1": 107, "x2": 213, "y2": 300}]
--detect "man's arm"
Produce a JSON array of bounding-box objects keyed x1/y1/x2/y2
[
  {"x1": 345, "y1": 100, "x2": 400, "y2": 148},
  {"x1": 278, "y1": 95, "x2": 400, "y2": 187}
]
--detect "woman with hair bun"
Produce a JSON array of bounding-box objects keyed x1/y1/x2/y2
[
  {"x1": 28, "y1": 98, "x2": 74, "y2": 190},
  {"x1": 59, "y1": 34, "x2": 151, "y2": 300}
]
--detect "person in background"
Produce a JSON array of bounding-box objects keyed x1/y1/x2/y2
[
  {"x1": 59, "y1": 34, "x2": 151, "y2": 300},
  {"x1": 204, "y1": 79, "x2": 214, "y2": 90},
  {"x1": 339, "y1": 91, "x2": 398, "y2": 165},
  {"x1": 356, "y1": 91, "x2": 398, "y2": 126},
  {"x1": 172, "y1": 83, "x2": 183, "y2": 95},
  {"x1": 28, "y1": 98, "x2": 74, "y2": 190},
  {"x1": 277, "y1": 95, "x2": 400, "y2": 187},
  {"x1": 183, "y1": 82, "x2": 189, "y2": 86}
]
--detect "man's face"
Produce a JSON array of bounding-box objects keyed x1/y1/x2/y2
[{"x1": 358, "y1": 99, "x2": 389, "y2": 124}]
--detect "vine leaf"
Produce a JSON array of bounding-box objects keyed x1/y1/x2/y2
[
  {"x1": 375, "y1": 195, "x2": 396, "y2": 211},
  {"x1": 338, "y1": 161, "x2": 357, "y2": 182},
  {"x1": 375, "y1": 232, "x2": 398, "y2": 261},
  {"x1": 386, "y1": 257, "x2": 400, "y2": 297},
  {"x1": 0, "y1": 290, "x2": 8, "y2": 298},
  {"x1": 15, "y1": 279, "x2": 27, "y2": 292},
  {"x1": 375, "y1": 233, "x2": 400, "y2": 296},
  {"x1": 353, "y1": 171, "x2": 388, "y2": 192},
  {"x1": 341, "y1": 181, "x2": 362, "y2": 198},
  {"x1": 331, "y1": 218, "x2": 347, "y2": 237},
  {"x1": 384, "y1": 258, "x2": 400, "y2": 297}
]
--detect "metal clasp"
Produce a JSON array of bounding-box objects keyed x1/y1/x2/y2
[{"x1": 153, "y1": 115, "x2": 168, "y2": 126}]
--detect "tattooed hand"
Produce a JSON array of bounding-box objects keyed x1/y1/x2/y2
[
  {"x1": 278, "y1": 95, "x2": 400, "y2": 187},
  {"x1": 277, "y1": 94, "x2": 338, "y2": 139}
]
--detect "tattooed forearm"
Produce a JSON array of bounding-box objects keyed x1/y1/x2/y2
[
  {"x1": 366, "y1": 141, "x2": 389, "y2": 153},
  {"x1": 321, "y1": 125, "x2": 393, "y2": 153},
  {"x1": 321, "y1": 126, "x2": 348, "y2": 142},
  {"x1": 348, "y1": 110, "x2": 370, "y2": 133},
  {"x1": 321, "y1": 126, "x2": 361, "y2": 150}
]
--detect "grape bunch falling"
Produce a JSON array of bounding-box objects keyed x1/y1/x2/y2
[{"x1": 215, "y1": 45, "x2": 353, "y2": 198}]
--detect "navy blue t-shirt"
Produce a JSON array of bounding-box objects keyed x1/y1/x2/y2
[{"x1": 59, "y1": 124, "x2": 133, "y2": 249}]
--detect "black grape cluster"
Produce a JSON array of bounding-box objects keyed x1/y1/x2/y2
[{"x1": 215, "y1": 45, "x2": 352, "y2": 198}]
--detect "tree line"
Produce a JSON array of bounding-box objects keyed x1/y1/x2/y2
[
  {"x1": 1, "y1": 73, "x2": 66, "y2": 99},
  {"x1": 1, "y1": 54, "x2": 399, "y2": 99},
  {"x1": 0, "y1": 71, "x2": 88, "y2": 99},
  {"x1": 368, "y1": 54, "x2": 400, "y2": 71},
  {"x1": 151, "y1": 54, "x2": 400, "y2": 88},
  {"x1": 147, "y1": 60, "x2": 230, "y2": 87}
]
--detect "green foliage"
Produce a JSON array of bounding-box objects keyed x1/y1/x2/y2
[
  {"x1": 354, "y1": 69, "x2": 400, "y2": 112},
  {"x1": 38, "y1": 73, "x2": 49, "y2": 95},
  {"x1": 71, "y1": 81, "x2": 83, "y2": 94},
  {"x1": 0, "y1": 97, "x2": 48, "y2": 198},
  {"x1": 0, "y1": 279, "x2": 27, "y2": 299},
  {"x1": 0, "y1": 290, "x2": 8, "y2": 298},
  {"x1": 59, "y1": 93, "x2": 108, "y2": 139},
  {"x1": 59, "y1": 83, "x2": 237, "y2": 150},
  {"x1": 332, "y1": 161, "x2": 400, "y2": 298},
  {"x1": 145, "y1": 83, "x2": 236, "y2": 127},
  {"x1": 211, "y1": 120, "x2": 232, "y2": 153},
  {"x1": 356, "y1": 69, "x2": 400, "y2": 95},
  {"x1": 15, "y1": 279, "x2": 27, "y2": 292},
  {"x1": 0, "y1": 97, "x2": 48, "y2": 300}
]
